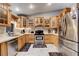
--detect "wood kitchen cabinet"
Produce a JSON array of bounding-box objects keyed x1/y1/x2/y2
[
  {"x1": 11, "y1": 13, "x2": 18, "y2": 21},
  {"x1": 17, "y1": 35, "x2": 26, "y2": 51},
  {"x1": 0, "y1": 3, "x2": 11, "y2": 26},
  {"x1": 27, "y1": 17, "x2": 34, "y2": 28},
  {"x1": 59, "y1": 8, "x2": 71, "y2": 18},
  {"x1": 0, "y1": 42, "x2": 8, "y2": 56},
  {"x1": 44, "y1": 35, "x2": 54, "y2": 44},
  {"x1": 26, "y1": 34, "x2": 34, "y2": 44},
  {"x1": 44, "y1": 18, "x2": 51, "y2": 28},
  {"x1": 16, "y1": 16, "x2": 28, "y2": 28},
  {"x1": 50, "y1": 16, "x2": 59, "y2": 28},
  {"x1": 34, "y1": 17, "x2": 44, "y2": 27},
  {"x1": 44, "y1": 34, "x2": 59, "y2": 46}
]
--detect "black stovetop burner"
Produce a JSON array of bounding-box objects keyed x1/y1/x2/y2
[{"x1": 35, "y1": 30, "x2": 44, "y2": 35}]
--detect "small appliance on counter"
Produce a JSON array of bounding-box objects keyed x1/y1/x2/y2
[
  {"x1": 21, "y1": 29, "x2": 25, "y2": 34},
  {"x1": 7, "y1": 32, "x2": 14, "y2": 36}
]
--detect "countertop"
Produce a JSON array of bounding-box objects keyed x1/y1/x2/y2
[
  {"x1": 0, "y1": 33, "x2": 58, "y2": 43},
  {"x1": 0, "y1": 33, "x2": 24, "y2": 43}
]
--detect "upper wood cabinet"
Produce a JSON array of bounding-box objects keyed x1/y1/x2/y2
[
  {"x1": 27, "y1": 17, "x2": 34, "y2": 28},
  {"x1": 0, "y1": 3, "x2": 11, "y2": 26},
  {"x1": 34, "y1": 17, "x2": 44, "y2": 27},
  {"x1": 16, "y1": 16, "x2": 28, "y2": 28},
  {"x1": 44, "y1": 18, "x2": 51, "y2": 28},
  {"x1": 16, "y1": 16, "x2": 34, "y2": 28},
  {"x1": 11, "y1": 13, "x2": 18, "y2": 21},
  {"x1": 60, "y1": 8, "x2": 71, "y2": 17},
  {"x1": 50, "y1": 16, "x2": 59, "y2": 28}
]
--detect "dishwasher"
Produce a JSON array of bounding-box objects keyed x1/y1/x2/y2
[{"x1": 8, "y1": 39, "x2": 18, "y2": 56}]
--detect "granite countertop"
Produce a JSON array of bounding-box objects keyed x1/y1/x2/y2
[
  {"x1": 0, "y1": 33, "x2": 24, "y2": 43},
  {"x1": 0, "y1": 32, "x2": 32, "y2": 43},
  {"x1": 44, "y1": 33, "x2": 58, "y2": 35},
  {"x1": 0, "y1": 32, "x2": 58, "y2": 43}
]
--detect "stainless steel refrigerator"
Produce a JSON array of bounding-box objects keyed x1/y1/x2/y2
[{"x1": 59, "y1": 10, "x2": 78, "y2": 56}]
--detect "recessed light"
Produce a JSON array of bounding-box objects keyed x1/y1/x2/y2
[
  {"x1": 47, "y1": 3, "x2": 52, "y2": 6},
  {"x1": 29, "y1": 4, "x2": 34, "y2": 9},
  {"x1": 15, "y1": 7, "x2": 20, "y2": 12}
]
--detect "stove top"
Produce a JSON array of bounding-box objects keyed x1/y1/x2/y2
[{"x1": 35, "y1": 30, "x2": 44, "y2": 35}]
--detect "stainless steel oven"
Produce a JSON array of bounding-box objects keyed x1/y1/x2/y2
[{"x1": 34, "y1": 30, "x2": 44, "y2": 45}]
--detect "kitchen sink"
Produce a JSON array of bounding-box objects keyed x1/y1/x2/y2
[{"x1": 8, "y1": 33, "x2": 21, "y2": 37}]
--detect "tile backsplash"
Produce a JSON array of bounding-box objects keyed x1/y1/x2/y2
[{"x1": 0, "y1": 27, "x2": 6, "y2": 34}]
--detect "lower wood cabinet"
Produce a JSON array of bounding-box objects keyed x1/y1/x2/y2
[
  {"x1": 25, "y1": 34, "x2": 59, "y2": 46},
  {"x1": 17, "y1": 35, "x2": 26, "y2": 51},
  {"x1": 44, "y1": 34, "x2": 59, "y2": 46},
  {"x1": 26, "y1": 34, "x2": 34, "y2": 44},
  {"x1": 0, "y1": 42, "x2": 8, "y2": 56},
  {"x1": 17, "y1": 34, "x2": 34, "y2": 51}
]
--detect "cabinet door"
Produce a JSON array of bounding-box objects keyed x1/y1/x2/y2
[
  {"x1": 0, "y1": 42, "x2": 8, "y2": 56},
  {"x1": 28, "y1": 19, "x2": 34, "y2": 28},
  {"x1": 51, "y1": 35, "x2": 59, "y2": 46},
  {"x1": 44, "y1": 19, "x2": 50, "y2": 28},
  {"x1": 51, "y1": 17, "x2": 59, "y2": 28},
  {"x1": 34, "y1": 18, "x2": 39, "y2": 26},
  {"x1": 44, "y1": 35, "x2": 59, "y2": 46},
  {"x1": 0, "y1": 4, "x2": 11, "y2": 26},
  {"x1": 44, "y1": 35, "x2": 52, "y2": 44},
  {"x1": 26, "y1": 34, "x2": 34, "y2": 44},
  {"x1": 17, "y1": 36, "x2": 22, "y2": 51},
  {"x1": 23, "y1": 35, "x2": 26, "y2": 45},
  {"x1": 34, "y1": 17, "x2": 44, "y2": 26},
  {"x1": 39, "y1": 18, "x2": 43, "y2": 24},
  {"x1": 16, "y1": 16, "x2": 27, "y2": 28},
  {"x1": 25, "y1": 34, "x2": 29, "y2": 43},
  {"x1": 28, "y1": 35, "x2": 34, "y2": 43},
  {"x1": 17, "y1": 35, "x2": 26, "y2": 51},
  {"x1": 23, "y1": 18, "x2": 27, "y2": 27}
]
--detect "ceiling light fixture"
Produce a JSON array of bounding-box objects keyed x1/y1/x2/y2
[
  {"x1": 29, "y1": 4, "x2": 34, "y2": 9},
  {"x1": 47, "y1": 3, "x2": 52, "y2": 6},
  {"x1": 15, "y1": 7, "x2": 20, "y2": 12}
]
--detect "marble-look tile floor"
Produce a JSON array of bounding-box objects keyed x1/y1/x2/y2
[{"x1": 16, "y1": 44, "x2": 59, "y2": 56}]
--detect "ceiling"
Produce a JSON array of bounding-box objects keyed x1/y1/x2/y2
[{"x1": 10, "y1": 3, "x2": 75, "y2": 15}]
